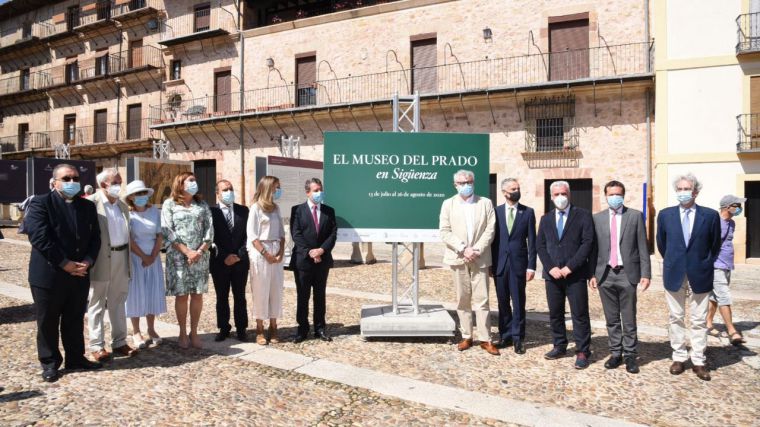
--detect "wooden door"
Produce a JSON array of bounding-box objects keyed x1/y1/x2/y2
[
  {"x1": 296, "y1": 55, "x2": 316, "y2": 107},
  {"x1": 549, "y1": 18, "x2": 589, "y2": 81},
  {"x1": 214, "y1": 71, "x2": 231, "y2": 113},
  {"x1": 543, "y1": 178, "x2": 592, "y2": 213},
  {"x1": 18, "y1": 123, "x2": 29, "y2": 150},
  {"x1": 127, "y1": 104, "x2": 142, "y2": 140},
  {"x1": 193, "y1": 159, "x2": 216, "y2": 199},
  {"x1": 411, "y1": 38, "x2": 437, "y2": 94},
  {"x1": 94, "y1": 109, "x2": 107, "y2": 143},
  {"x1": 67, "y1": 6, "x2": 79, "y2": 31},
  {"x1": 130, "y1": 39, "x2": 143, "y2": 69},
  {"x1": 746, "y1": 181, "x2": 760, "y2": 258}
]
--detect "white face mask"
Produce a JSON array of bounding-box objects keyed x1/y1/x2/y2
[
  {"x1": 107, "y1": 184, "x2": 121, "y2": 198},
  {"x1": 553, "y1": 195, "x2": 569, "y2": 210}
]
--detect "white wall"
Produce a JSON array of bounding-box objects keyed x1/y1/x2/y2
[{"x1": 667, "y1": 0, "x2": 740, "y2": 60}]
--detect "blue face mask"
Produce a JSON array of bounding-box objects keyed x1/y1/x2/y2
[
  {"x1": 607, "y1": 195, "x2": 624, "y2": 210},
  {"x1": 221, "y1": 190, "x2": 234, "y2": 205},
  {"x1": 185, "y1": 180, "x2": 198, "y2": 196},
  {"x1": 676, "y1": 191, "x2": 693, "y2": 205},
  {"x1": 457, "y1": 183, "x2": 474, "y2": 197},
  {"x1": 733, "y1": 207, "x2": 743, "y2": 217},
  {"x1": 311, "y1": 191, "x2": 323, "y2": 204},
  {"x1": 274, "y1": 188, "x2": 282, "y2": 200},
  {"x1": 134, "y1": 195, "x2": 150, "y2": 207},
  {"x1": 61, "y1": 182, "x2": 81, "y2": 198}
]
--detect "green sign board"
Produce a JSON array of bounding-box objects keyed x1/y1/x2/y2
[{"x1": 324, "y1": 131, "x2": 490, "y2": 242}]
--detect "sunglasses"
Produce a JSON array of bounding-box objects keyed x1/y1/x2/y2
[{"x1": 58, "y1": 176, "x2": 80, "y2": 182}]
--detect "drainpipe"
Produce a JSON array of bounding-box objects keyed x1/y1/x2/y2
[
  {"x1": 238, "y1": 1, "x2": 245, "y2": 201},
  {"x1": 644, "y1": 0, "x2": 652, "y2": 245}
]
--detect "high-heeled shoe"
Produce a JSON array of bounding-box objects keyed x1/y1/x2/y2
[{"x1": 132, "y1": 334, "x2": 147, "y2": 349}]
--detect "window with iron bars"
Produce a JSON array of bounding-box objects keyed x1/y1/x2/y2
[{"x1": 524, "y1": 95, "x2": 578, "y2": 153}]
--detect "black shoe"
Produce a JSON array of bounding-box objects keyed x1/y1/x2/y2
[
  {"x1": 236, "y1": 331, "x2": 249, "y2": 342},
  {"x1": 495, "y1": 338, "x2": 513, "y2": 349},
  {"x1": 65, "y1": 359, "x2": 102, "y2": 371},
  {"x1": 41, "y1": 367, "x2": 59, "y2": 383},
  {"x1": 514, "y1": 341, "x2": 526, "y2": 354},
  {"x1": 624, "y1": 356, "x2": 640, "y2": 374},
  {"x1": 604, "y1": 355, "x2": 623, "y2": 369},
  {"x1": 544, "y1": 347, "x2": 567, "y2": 360},
  {"x1": 293, "y1": 333, "x2": 308, "y2": 343},
  {"x1": 574, "y1": 353, "x2": 590, "y2": 370},
  {"x1": 315, "y1": 330, "x2": 332, "y2": 342},
  {"x1": 214, "y1": 330, "x2": 230, "y2": 342}
]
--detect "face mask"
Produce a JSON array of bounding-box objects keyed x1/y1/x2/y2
[
  {"x1": 221, "y1": 190, "x2": 234, "y2": 205},
  {"x1": 607, "y1": 195, "x2": 624, "y2": 210},
  {"x1": 185, "y1": 180, "x2": 198, "y2": 196},
  {"x1": 274, "y1": 188, "x2": 282, "y2": 200},
  {"x1": 506, "y1": 191, "x2": 521, "y2": 202},
  {"x1": 107, "y1": 184, "x2": 121, "y2": 198},
  {"x1": 553, "y1": 195, "x2": 569, "y2": 210},
  {"x1": 134, "y1": 195, "x2": 150, "y2": 207},
  {"x1": 311, "y1": 191, "x2": 323, "y2": 204},
  {"x1": 61, "y1": 182, "x2": 81, "y2": 198},
  {"x1": 733, "y1": 207, "x2": 743, "y2": 217},
  {"x1": 457, "y1": 183, "x2": 474, "y2": 197},
  {"x1": 676, "y1": 191, "x2": 693, "y2": 205}
]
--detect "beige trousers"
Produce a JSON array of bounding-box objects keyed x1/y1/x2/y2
[
  {"x1": 451, "y1": 263, "x2": 491, "y2": 342},
  {"x1": 88, "y1": 249, "x2": 130, "y2": 351},
  {"x1": 665, "y1": 279, "x2": 710, "y2": 366}
]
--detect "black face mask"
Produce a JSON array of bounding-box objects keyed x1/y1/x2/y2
[{"x1": 506, "y1": 191, "x2": 521, "y2": 202}]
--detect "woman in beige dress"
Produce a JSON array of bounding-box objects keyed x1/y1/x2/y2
[{"x1": 247, "y1": 176, "x2": 285, "y2": 345}]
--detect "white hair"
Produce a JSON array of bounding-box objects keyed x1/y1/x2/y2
[
  {"x1": 96, "y1": 168, "x2": 119, "y2": 186},
  {"x1": 550, "y1": 180, "x2": 571, "y2": 193},
  {"x1": 500, "y1": 177, "x2": 518, "y2": 189},
  {"x1": 453, "y1": 169, "x2": 474, "y2": 182},
  {"x1": 672, "y1": 173, "x2": 702, "y2": 192}
]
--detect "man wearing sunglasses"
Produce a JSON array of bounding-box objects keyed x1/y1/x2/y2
[{"x1": 26, "y1": 164, "x2": 103, "y2": 382}]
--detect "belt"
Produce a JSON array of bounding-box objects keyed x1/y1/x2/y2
[
  {"x1": 607, "y1": 265, "x2": 624, "y2": 273},
  {"x1": 111, "y1": 244, "x2": 128, "y2": 252}
]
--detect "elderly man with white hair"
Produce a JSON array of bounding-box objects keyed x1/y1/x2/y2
[
  {"x1": 656, "y1": 173, "x2": 721, "y2": 381},
  {"x1": 87, "y1": 167, "x2": 137, "y2": 361},
  {"x1": 439, "y1": 169, "x2": 498, "y2": 355}
]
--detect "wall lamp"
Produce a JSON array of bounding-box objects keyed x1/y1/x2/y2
[
  {"x1": 483, "y1": 27, "x2": 493, "y2": 41},
  {"x1": 266, "y1": 57, "x2": 275, "y2": 69}
]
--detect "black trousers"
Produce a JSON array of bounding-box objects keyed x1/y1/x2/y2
[
  {"x1": 30, "y1": 277, "x2": 89, "y2": 370},
  {"x1": 211, "y1": 262, "x2": 249, "y2": 333},
  {"x1": 294, "y1": 267, "x2": 329, "y2": 335},
  {"x1": 545, "y1": 277, "x2": 591, "y2": 355},
  {"x1": 494, "y1": 268, "x2": 527, "y2": 342}
]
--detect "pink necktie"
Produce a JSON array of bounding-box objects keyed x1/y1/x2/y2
[
  {"x1": 609, "y1": 210, "x2": 618, "y2": 268},
  {"x1": 312, "y1": 205, "x2": 319, "y2": 230}
]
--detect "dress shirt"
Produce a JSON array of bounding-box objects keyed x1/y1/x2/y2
[
  {"x1": 220, "y1": 202, "x2": 234, "y2": 227},
  {"x1": 457, "y1": 194, "x2": 476, "y2": 246},
  {"x1": 506, "y1": 202, "x2": 535, "y2": 273},
  {"x1": 680, "y1": 205, "x2": 696, "y2": 237},
  {"x1": 555, "y1": 205, "x2": 571, "y2": 227},
  {"x1": 307, "y1": 198, "x2": 321, "y2": 223},
  {"x1": 102, "y1": 192, "x2": 128, "y2": 246},
  {"x1": 609, "y1": 207, "x2": 623, "y2": 266}
]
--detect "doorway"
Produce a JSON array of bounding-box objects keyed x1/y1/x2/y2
[
  {"x1": 746, "y1": 181, "x2": 760, "y2": 258},
  {"x1": 193, "y1": 159, "x2": 216, "y2": 201},
  {"x1": 543, "y1": 178, "x2": 592, "y2": 213}
]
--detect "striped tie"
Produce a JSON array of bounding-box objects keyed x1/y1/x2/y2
[{"x1": 225, "y1": 207, "x2": 233, "y2": 231}]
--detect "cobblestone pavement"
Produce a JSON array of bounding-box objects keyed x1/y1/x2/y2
[{"x1": 2, "y1": 235, "x2": 759, "y2": 426}]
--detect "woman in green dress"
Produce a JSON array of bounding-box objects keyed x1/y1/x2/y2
[{"x1": 161, "y1": 172, "x2": 213, "y2": 349}]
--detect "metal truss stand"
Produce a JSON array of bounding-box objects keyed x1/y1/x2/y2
[
  {"x1": 54, "y1": 144, "x2": 70, "y2": 160},
  {"x1": 153, "y1": 140, "x2": 170, "y2": 159},
  {"x1": 280, "y1": 135, "x2": 301, "y2": 158}
]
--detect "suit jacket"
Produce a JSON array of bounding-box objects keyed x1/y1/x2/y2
[
  {"x1": 439, "y1": 194, "x2": 495, "y2": 268},
  {"x1": 656, "y1": 204, "x2": 721, "y2": 293},
  {"x1": 490, "y1": 203, "x2": 537, "y2": 277},
  {"x1": 87, "y1": 191, "x2": 131, "y2": 281},
  {"x1": 589, "y1": 206, "x2": 651, "y2": 284},
  {"x1": 288, "y1": 202, "x2": 338, "y2": 271},
  {"x1": 536, "y1": 205, "x2": 595, "y2": 282},
  {"x1": 27, "y1": 191, "x2": 101, "y2": 288},
  {"x1": 210, "y1": 202, "x2": 250, "y2": 272}
]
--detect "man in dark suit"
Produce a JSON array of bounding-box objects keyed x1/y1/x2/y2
[
  {"x1": 27, "y1": 164, "x2": 103, "y2": 382},
  {"x1": 490, "y1": 178, "x2": 536, "y2": 354},
  {"x1": 656, "y1": 173, "x2": 721, "y2": 381},
  {"x1": 536, "y1": 180, "x2": 595, "y2": 369},
  {"x1": 589, "y1": 180, "x2": 651, "y2": 374},
  {"x1": 289, "y1": 177, "x2": 337, "y2": 343},
  {"x1": 210, "y1": 179, "x2": 250, "y2": 342}
]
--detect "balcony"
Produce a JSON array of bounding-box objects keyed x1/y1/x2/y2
[
  {"x1": 0, "y1": 132, "x2": 52, "y2": 156},
  {"x1": 111, "y1": 0, "x2": 160, "y2": 21},
  {"x1": 150, "y1": 41, "x2": 653, "y2": 127},
  {"x1": 737, "y1": 114, "x2": 760, "y2": 152},
  {"x1": 159, "y1": 7, "x2": 237, "y2": 46},
  {"x1": 256, "y1": 0, "x2": 402, "y2": 28},
  {"x1": 737, "y1": 13, "x2": 760, "y2": 54},
  {"x1": 0, "y1": 20, "x2": 72, "y2": 55},
  {"x1": 0, "y1": 70, "x2": 53, "y2": 99},
  {"x1": 73, "y1": 1, "x2": 114, "y2": 31}
]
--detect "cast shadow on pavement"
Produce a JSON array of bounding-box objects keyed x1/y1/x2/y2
[
  {"x1": 0, "y1": 390, "x2": 43, "y2": 403},
  {"x1": 0, "y1": 303, "x2": 36, "y2": 325}
]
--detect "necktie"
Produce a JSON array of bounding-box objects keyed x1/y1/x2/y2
[
  {"x1": 225, "y1": 207, "x2": 233, "y2": 231},
  {"x1": 312, "y1": 205, "x2": 319, "y2": 230},
  {"x1": 609, "y1": 210, "x2": 618, "y2": 268},
  {"x1": 682, "y1": 209, "x2": 691, "y2": 246},
  {"x1": 557, "y1": 211, "x2": 565, "y2": 239},
  {"x1": 507, "y1": 207, "x2": 515, "y2": 234}
]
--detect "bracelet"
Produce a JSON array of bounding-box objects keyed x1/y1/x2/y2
[{"x1": 259, "y1": 247, "x2": 266, "y2": 255}]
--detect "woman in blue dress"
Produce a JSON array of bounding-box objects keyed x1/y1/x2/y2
[{"x1": 124, "y1": 180, "x2": 167, "y2": 348}]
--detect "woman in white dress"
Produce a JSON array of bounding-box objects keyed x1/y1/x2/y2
[
  {"x1": 247, "y1": 176, "x2": 285, "y2": 345},
  {"x1": 124, "y1": 180, "x2": 167, "y2": 348}
]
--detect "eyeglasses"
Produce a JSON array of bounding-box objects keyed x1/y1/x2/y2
[
  {"x1": 455, "y1": 181, "x2": 473, "y2": 185},
  {"x1": 57, "y1": 176, "x2": 80, "y2": 182}
]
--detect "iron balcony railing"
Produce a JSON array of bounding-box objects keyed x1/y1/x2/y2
[
  {"x1": 260, "y1": 0, "x2": 401, "y2": 27},
  {"x1": 74, "y1": 0, "x2": 113, "y2": 28},
  {"x1": 73, "y1": 119, "x2": 155, "y2": 145},
  {"x1": 0, "y1": 70, "x2": 53, "y2": 96},
  {"x1": 737, "y1": 12, "x2": 760, "y2": 54},
  {"x1": 524, "y1": 117, "x2": 579, "y2": 153},
  {"x1": 112, "y1": 0, "x2": 159, "y2": 19},
  {"x1": 77, "y1": 46, "x2": 162, "y2": 80},
  {"x1": 0, "y1": 20, "x2": 67, "y2": 48},
  {"x1": 737, "y1": 114, "x2": 760, "y2": 152},
  {"x1": 0, "y1": 132, "x2": 52, "y2": 152},
  {"x1": 160, "y1": 6, "x2": 237, "y2": 43},
  {"x1": 151, "y1": 41, "x2": 653, "y2": 125}
]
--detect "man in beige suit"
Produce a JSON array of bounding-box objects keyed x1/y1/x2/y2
[
  {"x1": 439, "y1": 169, "x2": 498, "y2": 355},
  {"x1": 87, "y1": 168, "x2": 137, "y2": 361}
]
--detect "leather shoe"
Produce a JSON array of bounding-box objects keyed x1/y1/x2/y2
[
  {"x1": 315, "y1": 330, "x2": 332, "y2": 342},
  {"x1": 41, "y1": 367, "x2": 59, "y2": 383},
  {"x1": 214, "y1": 330, "x2": 229, "y2": 342},
  {"x1": 236, "y1": 331, "x2": 248, "y2": 342},
  {"x1": 495, "y1": 338, "x2": 513, "y2": 349},
  {"x1": 692, "y1": 365, "x2": 711, "y2": 381},
  {"x1": 604, "y1": 355, "x2": 623, "y2": 369},
  {"x1": 91, "y1": 349, "x2": 112, "y2": 362},
  {"x1": 669, "y1": 361, "x2": 685, "y2": 375},
  {"x1": 457, "y1": 338, "x2": 473, "y2": 351},
  {"x1": 544, "y1": 347, "x2": 567, "y2": 360},
  {"x1": 112, "y1": 344, "x2": 138, "y2": 357},
  {"x1": 574, "y1": 353, "x2": 590, "y2": 370},
  {"x1": 65, "y1": 359, "x2": 102, "y2": 371},
  {"x1": 624, "y1": 356, "x2": 639, "y2": 374},
  {"x1": 480, "y1": 342, "x2": 500, "y2": 356},
  {"x1": 293, "y1": 333, "x2": 308, "y2": 343},
  {"x1": 514, "y1": 341, "x2": 526, "y2": 355}
]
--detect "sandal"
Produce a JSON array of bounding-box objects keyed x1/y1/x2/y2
[
  {"x1": 707, "y1": 327, "x2": 721, "y2": 337},
  {"x1": 729, "y1": 331, "x2": 745, "y2": 346}
]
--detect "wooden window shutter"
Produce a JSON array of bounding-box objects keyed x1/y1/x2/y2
[
  {"x1": 127, "y1": 104, "x2": 142, "y2": 139},
  {"x1": 549, "y1": 19, "x2": 589, "y2": 81},
  {"x1": 94, "y1": 109, "x2": 108, "y2": 143},
  {"x1": 751, "y1": 76, "x2": 760, "y2": 115},
  {"x1": 411, "y1": 38, "x2": 437, "y2": 95},
  {"x1": 296, "y1": 55, "x2": 317, "y2": 106}
]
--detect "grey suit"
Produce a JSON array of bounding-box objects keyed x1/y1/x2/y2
[{"x1": 590, "y1": 206, "x2": 651, "y2": 357}]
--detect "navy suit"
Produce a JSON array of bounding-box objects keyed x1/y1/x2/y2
[
  {"x1": 27, "y1": 191, "x2": 100, "y2": 370},
  {"x1": 656, "y1": 205, "x2": 721, "y2": 293},
  {"x1": 289, "y1": 202, "x2": 338, "y2": 335},
  {"x1": 210, "y1": 203, "x2": 250, "y2": 334},
  {"x1": 536, "y1": 205, "x2": 594, "y2": 355},
  {"x1": 490, "y1": 203, "x2": 536, "y2": 343}
]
